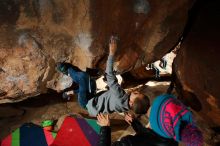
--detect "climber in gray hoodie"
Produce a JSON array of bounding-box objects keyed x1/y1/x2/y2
[{"x1": 57, "y1": 36, "x2": 150, "y2": 117}]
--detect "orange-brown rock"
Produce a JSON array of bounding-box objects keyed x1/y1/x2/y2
[
  {"x1": 173, "y1": 0, "x2": 220, "y2": 126},
  {"x1": 0, "y1": 0, "x2": 193, "y2": 103}
]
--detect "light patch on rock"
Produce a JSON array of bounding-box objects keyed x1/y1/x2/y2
[
  {"x1": 6, "y1": 75, "x2": 28, "y2": 84},
  {"x1": 58, "y1": 75, "x2": 73, "y2": 90},
  {"x1": 206, "y1": 94, "x2": 218, "y2": 109},
  {"x1": 18, "y1": 33, "x2": 39, "y2": 50},
  {"x1": 74, "y1": 33, "x2": 93, "y2": 55},
  {"x1": 145, "y1": 81, "x2": 170, "y2": 87},
  {"x1": 134, "y1": 0, "x2": 150, "y2": 14}
]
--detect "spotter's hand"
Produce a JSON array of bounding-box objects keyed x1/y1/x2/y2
[
  {"x1": 124, "y1": 113, "x2": 135, "y2": 125},
  {"x1": 97, "y1": 114, "x2": 110, "y2": 127}
]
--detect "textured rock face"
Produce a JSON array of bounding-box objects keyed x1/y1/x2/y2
[
  {"x1": 0, "y1": 0, "x2": 193, "y2": 103},
  {"x1": 174, "y1": 1, "x2": 220, "y2": 126}
]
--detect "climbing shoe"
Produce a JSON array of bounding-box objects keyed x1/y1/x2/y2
[{"x1": 56, "y1": 62, "x2": 70, "y2": 75}]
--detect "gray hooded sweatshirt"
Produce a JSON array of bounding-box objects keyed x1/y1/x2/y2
[{"x1": 86, "y1": 55, "x2": 129, "y2": 116}]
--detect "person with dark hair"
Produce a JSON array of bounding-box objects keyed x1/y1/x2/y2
[
  {"x1": 131, "y1": 91, "x2": 150, "y2": 114},
  {"x1": 147, "y1": 94, "x2": 203, "y2": 146},
  {"x1": 57, "y1": 36, "x2": 150, "y2": 116},
  {"x1": 97, "y1": 113, "x2": 178, "y2": 146}
]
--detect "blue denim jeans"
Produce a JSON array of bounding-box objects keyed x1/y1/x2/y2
[{"x1": 68, "y1": 67, "x2": 96, "y2": 108}]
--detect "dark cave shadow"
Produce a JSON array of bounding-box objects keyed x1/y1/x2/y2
[
  {"x1": 211, "y1": 127, "x2": 220, "y2": 135},
  {"x1": 0, "y1": 89, "x2": 68, "y2": 122},
  {"x1": 166, "y1": 0, "x2": 203, "y2": 53},
  {"x1": 14, "y1": 89, "x2": 64, "y2": 107},
  {"x1": 0, "y1": 89, "x2": 68, "y2": 110},
  {"x1": 181, "y1": 90, "x2": 202, "y2": 112},
  {"x1": 0, "y1": 0, "x2": 20, "y2": 26},
  {"x1": 211, "y1": 126, "x2": 220, "y2": 146}
]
